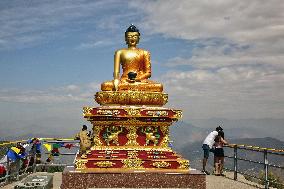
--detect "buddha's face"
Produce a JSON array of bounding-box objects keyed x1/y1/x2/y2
[{"x1": 125, "y1": 32, "x2": 140, "y2": 46}]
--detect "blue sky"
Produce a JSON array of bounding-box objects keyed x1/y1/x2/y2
[{"x1": 0, "y1": 0, "x2": 284, "y2": 139}]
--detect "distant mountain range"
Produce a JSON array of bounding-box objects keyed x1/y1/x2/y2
[
  {"x1": 1, "y1": 117, "x2": 283, "y2": 142},
  {"x1": 170, "y1": 119, "x2": 284, "y2": 149},
  {"x1": 189, "y1": 118, "x2": 284, "y2": 141}
]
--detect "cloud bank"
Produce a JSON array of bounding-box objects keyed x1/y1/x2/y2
[{"x1": 130, "y1": 0, "x2": 284, "y2": 119}]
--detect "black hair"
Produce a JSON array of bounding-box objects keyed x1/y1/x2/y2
[
  {"x1": 125, "y1": 24, "x2": 140, "y2": 36},
  {"x1": 216, "y1": 126, "x2": 223, "y2": 132},
  {"x1": 214, "y1": 135, "x2": 221, "y2": 142},
  {"x1": 218, "y1": 130, "x2": 225, "y2": 139},
  {"x1": 82, "y1": 125, "x2": 87, "y2": 130}
]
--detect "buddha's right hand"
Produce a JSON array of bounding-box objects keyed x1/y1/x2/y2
[{"x1": 113, "y1": 79, "x2": 120, "y2": 91}]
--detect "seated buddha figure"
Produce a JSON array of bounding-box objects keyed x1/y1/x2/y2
[{"x1": 101, "y1": 25, "x2": 163, "y2": 92}]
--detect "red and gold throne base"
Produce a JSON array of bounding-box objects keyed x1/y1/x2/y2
[{"x1": 75, "y1": 105, "x2": 189, "y2": 173}]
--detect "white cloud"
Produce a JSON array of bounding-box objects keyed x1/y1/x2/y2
[
  {"x1": 129, "y1": 1, "x2": 284, "y2": 119},
  {"x1": 131, "y1": 0, "x2": 284, "y2": 68},
  {"x1": 86, "y1": 82, "x2": 101, "y2": 91},
  {"x1": 0, "y1": 81, "x2": 101, "y2": 139},
  {"x1": 0, "y1": 82, "x2": 100, "y2": 104},
  {"x1": 161, "y1": 65, "x2": 284, "y2": 119},
  {"x1": 65, "y1": 85, "x2": 80, "y2": 91},
  {"x1": 131, "y1": 0, "x2": 284, "y2": 66},
  {"x1": 1, "y1": 0, "x2": 283, "y2": 123},
  {"x1": 76, "y1": 40, "x2": 114, "y2": 50},
  {"x1": 0, "y1": 0, "x2": 127, "y2": 50},
  {"x1": 166, "y1": 46, "x2": 284, "y2": 70},
  {"x1": 130, "y1": 0, "x2": 284, "y2": 43}
]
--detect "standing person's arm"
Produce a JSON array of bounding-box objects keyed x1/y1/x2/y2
[{"x1": 221, "y1": 137, "x2": 228, "y2": 145}]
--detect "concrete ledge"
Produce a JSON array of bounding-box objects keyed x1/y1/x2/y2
[{"x1": 61, "y1": 167, "x2": 205, "y2": 189}]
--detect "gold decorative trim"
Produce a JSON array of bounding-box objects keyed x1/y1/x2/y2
[
  {"x1": 159, "y1": 126, "x2": 170, "y2": 148},
  {"x1": 83, "y1": 107, "x2": 93, "y2": 116},
  {"x1": 95, "y1": 91, "x2": 168, "y2": 106},
  {"x1": 178, "y1": 160, "x2": 190, "y2": 169},
  {"x1": 86, "y1": 119, "x2": 173, "y2": 127},
  {"x1": 127, "y1": 150, "x2": 138, "y2": 159},
  {"x1": 146, "y1": 110, "x2": 169, "y2": 117},
  {"x1": 84, "y1": 106, "x2": 182, "y2": 119},
  {"x1": 92, "y1": 125, "x2": 104, "y2": 146},
  {"x1": 124, "y1": 118, "x2": 142, "y2": 125},
  {"x1": 75, "y1": 159, "x2": 88, "y2": 169},
  {"x1": 97, "y1": 109, "x2": 120, "y2": 116},
  {"x1": 125, "y1": 125, "x2": 139, "y2": 146},
  {"x1": 122, "y1": 159, "x2": 144, "y2": 169},
  {"x1": 90, "y1": 145, "x2": 172, "y2": 152},
  {"x1": 126, "y1": 108, "x2": 141, "y2": 116},
  {"x1": 73, "y1": 167, "x2": 189, "y2": 173},
  {"x1": 94, "y1": 161, "x2": 116, "y2": 168},
  {"x1": 173, "y1": 110, "x2": 183, "y2": 119},
  {"x1": 152, "y1": 161, "x2": 171, "y2": 168}
]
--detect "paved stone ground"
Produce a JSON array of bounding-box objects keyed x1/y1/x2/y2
[
  {"x1": 1, "y1": 171, "x2": 268, "y2": 189},
  {"x1": 0, "y1": 172, "x2": 61, "y2": 189},
  {"x1": 206, "y1": 171, "x2": 264, "y2": 189}
]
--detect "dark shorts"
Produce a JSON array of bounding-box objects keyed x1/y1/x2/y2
[
  {"x1": 214, "y1": 148, "x2": 224, "y2": 157},
  {"x1": 202, "y1": 144, "x2": 210, "y2": 158}
]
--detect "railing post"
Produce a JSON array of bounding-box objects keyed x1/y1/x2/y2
[
  {"x1": 33, "y1": 156, "x2": 37, "y2": 173},
  {"x1": 233, "y1": 144, "x2": 238, "y2": 180},
  {"x1": 264, "y1": 149, "x2": 269, "y2": 189},
  {"x1": 5, "y1": 156, "x2": 10, "y2": 183},
  {"x1": 15, "y1": 159, "x2": 20, "y2": 181}
]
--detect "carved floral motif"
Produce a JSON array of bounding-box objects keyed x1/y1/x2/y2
[
  {"x1": 152, "y1": 161, "x2": 171, "y2": 168},
  {"x1": 126, "y1": 108, "x2": 140, "y2": 116},
  {"x1": 93, "y1": 125, "x2": 103, "y2": 146},
  {"x1": 95, "y1": 91, "x2": 168, "y2": 106},
  {"x1": 178, "y1": 160, "x2": 190, "y2": 169},
  {"x1": 97, "y1": 109, "x2": 120, "y2": 116},
  {"x1": 75, "y1": 159, "x2": 87, "y2": 169},
  {"x1": 146, "y1": 111, "x2": 168, "y2": 117},
  {"x1": 122, "y1": 159, "x2": 144, "y2": 169},
  {"x1": 94, "y1": 161, "x2": 116, "y2": 168},
  {"x1": 159, "y1": 126, "x2": 170, "y2": 148},
  {"x1": 83, "y1": 107, "x2": 93, "y2": 116},
  {"x1": 125, "y1": 125, "x2": 139, "y2": 146}
]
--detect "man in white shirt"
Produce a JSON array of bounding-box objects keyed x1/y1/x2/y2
[{"x1": 202, "y1": 126, "x2": 223, "y2": 175}]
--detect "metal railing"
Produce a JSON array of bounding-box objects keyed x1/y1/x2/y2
[
  {"x1": 1, "y1": 139, "x2": 284, "y2": 189},
  {"x1": 223, "y1": 144, "x2": 284, "y2": 189},
  {"x1": 0, "y1": 154, "x2": 39, "y2": 186},
  {"x1": 0, "y1": 138, "x2": 79, "y2": 187}
]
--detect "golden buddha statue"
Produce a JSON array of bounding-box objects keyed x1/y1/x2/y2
[{"x1": 101, "y1": 25, "x2": 163, "y2": 92}]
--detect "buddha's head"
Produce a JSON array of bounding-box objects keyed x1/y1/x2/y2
[{"x1": 125, "y1": 24, "x2": 140, "y2": 47}]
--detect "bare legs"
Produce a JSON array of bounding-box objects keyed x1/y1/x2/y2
[
  {"x1": 214, "y1": 157, "x2": 224, "y2": 176},
  {"x1": 220, "y1": 157, "x2": 224, "y2": 175}
]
